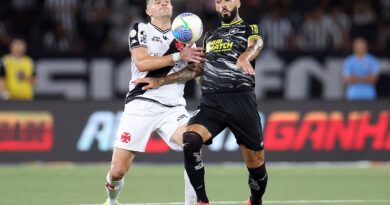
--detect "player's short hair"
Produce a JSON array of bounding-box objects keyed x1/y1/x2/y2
[
  {"x1": 146, "y1": 0, "x2": 152, "y2": 7},
  {"x1": 10, "y1": 36, "x2": 26, "y2": 46}
]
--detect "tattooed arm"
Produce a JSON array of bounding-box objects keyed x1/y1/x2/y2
[
  {"x1": 236, "y1": 36, "x2": 264, "y2": 75},
  {"x1": 132, "y1": 63, "x2": 204, "y2": 90}
]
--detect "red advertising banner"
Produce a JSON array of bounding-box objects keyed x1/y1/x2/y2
[
  {"x1": 265, "y1": 111, "x2": 390, "y2": 152},
  {"x1": 0, "y1": 112, "x2": 53, "y2": 152}
]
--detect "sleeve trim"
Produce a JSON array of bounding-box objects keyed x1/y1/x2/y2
[
  {"x1": 248, "y1": 35, "x2": 262, "y2": 41},
  {"x1": 130, "y1": 45, "x2": 148, "y2": 51}
]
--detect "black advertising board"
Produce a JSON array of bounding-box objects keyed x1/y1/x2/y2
[{"x1": 1, "y1": 100, "x2": 389, "y2": 162}]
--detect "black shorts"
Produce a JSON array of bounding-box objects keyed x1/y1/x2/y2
[{"x1": 188, "y1": 91, "x2": 264, "y2": 151}]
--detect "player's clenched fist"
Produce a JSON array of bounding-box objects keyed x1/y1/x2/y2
[{"x1": 180, "y1": 47, "x2": 205, "y2": 64}]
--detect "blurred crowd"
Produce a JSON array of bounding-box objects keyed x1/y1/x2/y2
[{"x1": 0, "y1": 0, "x2": 389, "y2": 55}]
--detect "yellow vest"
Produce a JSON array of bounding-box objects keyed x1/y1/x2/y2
[{"x1": 2, "y1": 55, "x2": 34, "y2": 100}]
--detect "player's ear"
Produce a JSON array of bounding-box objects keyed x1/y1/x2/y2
[
  {"x1": 236, "y1": 0, "x2": 241, "y2": 9},
  {"x1": 146, "y1": 8, "x2": 152, "y2": 17}
]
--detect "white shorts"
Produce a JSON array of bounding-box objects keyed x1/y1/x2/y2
[{"x1": 114, "y1": 99, "x2": 189, "y2": 152}]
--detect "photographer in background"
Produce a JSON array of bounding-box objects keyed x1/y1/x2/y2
[{"x1": 0, "y1": 38, "x2": 35, "y2": 100}]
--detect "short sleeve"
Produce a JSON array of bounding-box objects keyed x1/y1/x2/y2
[
  {"x1": 343, "y1": 58, "x2": 353, "y2": 77},
  {"x1": 246, "y1": 24, "x2": 264, "y2": 41},
  {"x1": 128, "y1": 23, "x2": 148, "y2": 51},
  {"x1": 370, "y1": 56, "x2": 380, "y2": 75}
]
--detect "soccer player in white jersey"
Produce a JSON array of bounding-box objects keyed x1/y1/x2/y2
[{"x1": 103, "y1": 0, "x2": 204, "y2": 205}]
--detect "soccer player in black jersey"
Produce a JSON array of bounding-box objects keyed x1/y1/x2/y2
[{"x1": 133, "y1": 0, "x2": 267, "y2": 204}]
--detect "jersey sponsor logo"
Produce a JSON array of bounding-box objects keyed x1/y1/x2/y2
[
  {"x1": 120, "y1": 132, "x2": 131, "y2": 143},
  {"x1": 206, "y1": 39, "x2": 234, "y2": 53},
  {"x1": 228, "y1": 28, "x2": 240, "y2": 35},
  {"x1": 177, "y1": 114, "x2": 188, "y2": 122},
  {"x1": 131, "y1": 39, "x2": 138, "y2": 45},
  {"x1": 192, "y1": 109, "x2": 201, "y2": 117},
  {"x1": 152, "y1": 36, "x2": 162, "y2": 43},
  {"x1": 140, "y1": 31, "x2": 147, "y2": 44},
  {"x1": 0, "y1": 112, "x2": 53, "y2": 152},
  {"x1": 130, "y1": 29, "x2": 137, "y2": 38}
]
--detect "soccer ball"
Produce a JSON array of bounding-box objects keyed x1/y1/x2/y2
[{"x1": 172, "y1": 12, "x2": 203, "y2": 44}]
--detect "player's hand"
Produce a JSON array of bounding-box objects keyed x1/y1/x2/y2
[
  {"x1": 180, "y1": 47, "x2": 204, "y2": 64},
  {"x1": 0, "y1": 90, "x2": 10, "y2": 100},
  {"x1": 131, "y1": 77, "x2": 164, "y2": 90},
  {"x1": 236, "y1": 55, "x2": 255, "y2": 76}
]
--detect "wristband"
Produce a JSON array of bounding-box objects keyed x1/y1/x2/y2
[{"x1": 172, "y1": 52, "x2": 182, "y2": 63}]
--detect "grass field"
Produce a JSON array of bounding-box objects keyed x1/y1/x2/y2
[{"x1": 0, "y1": 163, "x2": 389, "y2": 205}]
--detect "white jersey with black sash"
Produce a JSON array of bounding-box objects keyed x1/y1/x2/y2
[{"x1": 127, "y1": 22, "x2": 189, "y2": 107}]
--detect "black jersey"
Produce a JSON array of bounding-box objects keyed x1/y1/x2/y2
[{"x1": 201, "y1": 19, "x2": 263, "y2": 93}]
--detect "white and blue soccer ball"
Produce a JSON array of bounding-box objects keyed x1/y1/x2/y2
[{"x1": 172, "y1": 12, "x2": 203, "y2": 44}]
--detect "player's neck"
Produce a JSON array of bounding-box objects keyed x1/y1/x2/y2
[
  {"x1": 355, "y1": 52, "x2": 367, "y2": 58},
  {"x1": 222, "y1": 15, "x2": 242, "y2": 26},
  {"x1": 232, "y1": 15, "x2": 242, "y2": 23},
  {"x1": 11, "y1": 53, "x2": 23, "y2": 59},
  {"x1": 151, "y1": 17, "x2": 171, "y2": 31}
]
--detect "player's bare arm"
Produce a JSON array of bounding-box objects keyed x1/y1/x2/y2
[
  {"x1": 132, "y1": 63, "x2": 204, "y2": 90},
  {"x1": 131, "y1": 46, "x2": 204, "y2": 72},
  {"x1": 0, "y1": 62, "x2": 8, "y2": 99},
  {"x1": 236, "y1": 36, "x2": 264, "y2": 75},
  {"x1": 0, "y1": 78, "x2": 8, "y2": 99},
  {"x1": 344, "y1": 75, "x2": 378, "y2": 84}
]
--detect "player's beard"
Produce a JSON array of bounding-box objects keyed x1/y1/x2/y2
[
  {"x1": 218, "y1": 6, "x2": 238, "y2": 24},
  {"x1": 158, "y1": 7, "x2": 172, "y2": 19}
]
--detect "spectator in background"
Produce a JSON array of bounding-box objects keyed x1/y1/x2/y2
[
  {"x1": 0, "y1": 20, "x2": 12, "y2": 53},
  {"x1": 298, "y1": 6, "x2": 342, "y2": 51},
  {"x1": 377, "y1": 20, "x2": 390, "y2": 52},
  {"x1": 343, "y1": 37, "x2": 379, "y2": 100},
  {"x1": 78, "y1": 0, "x2": 111, "y2": 52},
  {"x1": 379, "y1": 0, "x2": 390, "y2": 21},
  {"x1": 377, "y1": 0, "x2": 390, "y2": 52},
  {"x1": 107, "y1": 1, "x2": 142, "y2": 54},
  {"x1": 240, "y1": 0, "x2": 262, "y2": 23},
  {"x1": 0, "y1": 38, "x2": 35, "y2": 100},
  {"x1": 44, "y1": 0, "x2": 79, "y2": 34},
  {"x1": 329, "y1": 5, "x2": 351, "y2": 52},
  {"x1": 43, "y1": 23, "x2": 74, "y2": 52},
  {"x1": 42, "y1": 0, "x2": 81, "y2": 52},
  {"x1": 351, "y1": 0, "x2": 377, "y2": 43},
  {"x1": 1, "y1": 0, "x2": 390, "y2": 55},
  {"x1": 260, "y1": 4, "x2": 294, "y2": 51},
  {"x1": 10, "y1": 0, "x2": 38, "y2": 40}
]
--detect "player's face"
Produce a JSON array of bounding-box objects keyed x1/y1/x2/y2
[
  {"x1": 146, "y1": 0, "x2": 173, "y2": 19},
  {"x1": 10, "y1": 40, "x2": 26, "y2": 57},
  {"x1": 353, "y1": 38, "x2": 368, "y2": 55},
  {"x1": 215, "y1": 0, "x2": 241, "y2": 23}
]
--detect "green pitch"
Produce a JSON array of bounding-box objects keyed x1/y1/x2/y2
[{"x1": 0, "y1": 163, "x2": 389, "y2": 205}]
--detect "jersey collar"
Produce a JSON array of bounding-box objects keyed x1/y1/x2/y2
[
  {"x1": 221, "y1": 19, "x2": 244, "y2": 27},
  {"x1": 149, "y1": 23, "x2": 171, "y2": 34}
]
